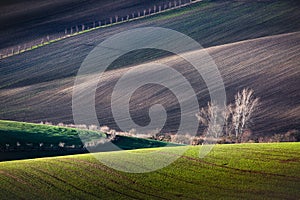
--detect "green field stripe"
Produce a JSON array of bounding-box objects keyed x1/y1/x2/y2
[
  {"x1": 159, "y1": 148, "x2": 300, "y2": 181},
  {"x1": 56, "y1": 158, "x2": 171, "y2": 200},
  {"x1": 72, "y1": 157, "x2": 193, "y2": 200},
  {"x1": 31, "y1": 159, "x2": 144, "y2": 200},
  {"x1": 0, "y1": 170, "x2": 43, "y2": 199},
  {"x1": 1, "y1": 143, "x2": 299, "y2": 199},
  {"x1": 86, "y1": 151, "x2": 202, "y2": 199},
  {"x1": 0, "y1": 183, "x2": 19, "y2": 200},
  {"x1": 0, "y1": 120, "x2": 178, "y2": 162},
  {"x1": 28, "y1": 163, "x2": 107, "y2": 199},
  {"x1": 0, "y1": 182, "x2": 26, "y2": 200}
]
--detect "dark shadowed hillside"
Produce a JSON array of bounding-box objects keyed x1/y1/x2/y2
[
  {"x1": 0, "y1": 0, "x2": 299, "y2": 137},
  {"x1": 0, "y1": 32, "x2": 299, "y2": 136},
  {"x1": 0, "y1": 0, "x2": 172, "y2": 51}
]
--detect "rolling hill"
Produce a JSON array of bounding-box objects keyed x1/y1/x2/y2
[
  {"x1": 0, "y1": 1, "x2": 299, "y2": 199},
  {"x1": 0, "y1": 0, "x2": 300, "y2": 136},
  {"x1": 0, "y1": 143, "x2": 299, "y2": 199},
  {"x1": 0, "y1": 0, "x2": 174, "y2": 52},
  {"x1": 0, "y1": 32, "x2": 299, "y2": 136},
  {"x1": 0, "y1": 120, "x2": 175, "y2": 162}
]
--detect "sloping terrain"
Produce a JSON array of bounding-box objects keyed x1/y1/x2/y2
[
  {"x1": 0, "y1": 0, "x2": 300, "y2": 136},
  {"x1": 0, "y1": 120, "x2": 174, "y2": 161},
  {"x1": 1, "y1": 0, "x2": 300, "y2": 87},
  {"x1": 0, "y1": 1, "x2": 299, "y2": 198},
  {"x1": 0, "y1": 0, "x2": 173, "y2": 51},
  {"x1": 0, "y1": 32, "x2": 299, "y2": 136},
  {"x1": 0, "y1": 143, "x2": 299, "y2": 199},
  {"x1": 0, "y1": 119, "x2": 102, "y2": 147}
]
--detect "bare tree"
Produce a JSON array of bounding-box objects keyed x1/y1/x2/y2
[
  {"x1": 196, "y1": 88, "x2": 259, "y2": 143},
  {"x1": 196, "y1": 102, "x2": 223, "y2": 138},
  {"x1": 232, "y1": 88, "x2": 259, "y2": 140},
  {"x1": 223, "y1": 104, "x2": 234, "y2": 137}
]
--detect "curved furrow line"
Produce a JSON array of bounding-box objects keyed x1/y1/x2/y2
[
  {"x1": 59, "y1": 157, "x2": 173, "y2": 200},
  {"x1": 0, "y1": 175, "x2": 27, "y2": 200},
  {"x1": 0, "y1": 170, "x2": 52, "y2": 199},
  {"x1": 0, "y1": 170, "x2": 30, "y2": 186},
  {"x1": 1, "y1": 32, "x2": 299, "y2": 136},
  {"x1": 28, "y1": 160, "x2": 141, "y2": 200},
  {"x1": 159, "y1": 151, "x2": 300, "y2": 181},
  {"x1": 111, "y1": 151, "x2": 294, "y2": 199},
  {"x1": 27, "y1": 166, "x2": 105, "y2": 200},
  {"x1": 88, "y1": 153, "x2": 253, "y2": 199}
]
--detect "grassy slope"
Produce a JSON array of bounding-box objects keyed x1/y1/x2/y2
[
  {"x1": 0, "y1": 0, "x2": 299, "y2": 135},
  {"x1": 0, "y1": 143, "x2": 299, "y2": 199},
  {"x1": 0, "y1": 120, "x2": 94, "y2": 162},
  {"x1": 0, "y1": 120, "x2": 175, "y2": 161},
  {"x1": 0, "y1": 120, "x2": 104, "y2": 146}
]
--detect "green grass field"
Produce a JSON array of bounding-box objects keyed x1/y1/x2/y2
[
  {"x1": 0, "y1": 143, "x2": 299, "y2": 199},
  {"x1": 0, "y1": 120, "x2": 104, "y2": 146},
  {"x1": 0, "y1": 120, "x2": 175, "y2": 161}
]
